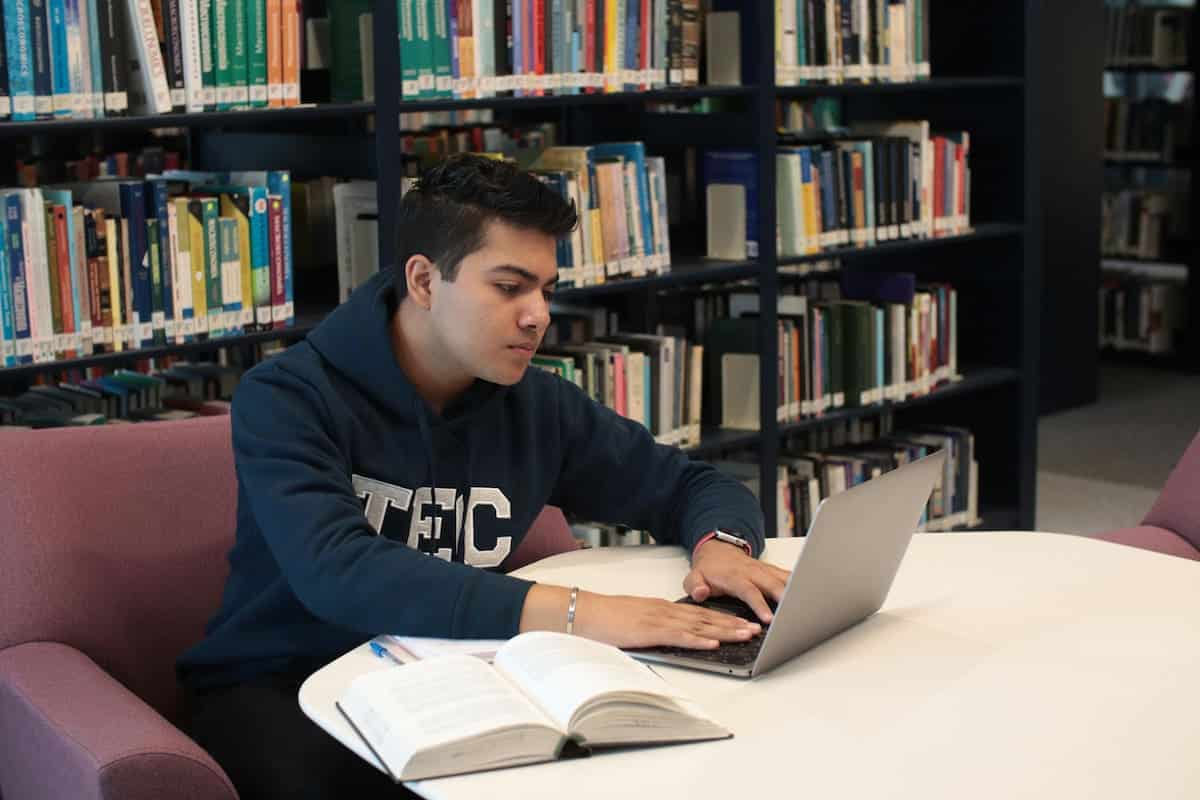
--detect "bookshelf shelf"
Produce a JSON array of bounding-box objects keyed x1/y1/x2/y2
[
  {"x1": 776, "y1": 223, "x2": 1025, "y2": 268},
  {"x1": 1104, "y1": 65, "x2": 1193, "y2": 73},
  {"x1": 387, "y1": 86, "x2": 757, "y2": 114},
  {"x1": 775, "y1": 368, "x2": 1023, "y2": 439},
  {"x1": 775, "y1": 76, "x2": 1023, "y2": 99},
  {"x1": 0, "y1": 316, "x2": 324, "y2": 380},
  {"x1": 0, "y1": 103, "x2": 378, "y2": 138},
  {"x1": 554, "y1": 259, "x2": 759, "y2": 300},
  {"x1": 683, "y1": 428, "x2": 763, "y2": 459}
]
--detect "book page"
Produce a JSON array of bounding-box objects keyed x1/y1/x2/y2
[
  {"x1": 339, "y1": 654, "x2": 559, "y2": 776},
  {"x1": 493, "y1": 632, "x2": 690, "y2": 733}
]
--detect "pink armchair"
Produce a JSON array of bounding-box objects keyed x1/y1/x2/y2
[
  {"x1": 0, "y1": 414, "x2": 578, "y2": 800},
  {"x1": 1093, "y1": 429, "x2": 1200, "y2": 561}
]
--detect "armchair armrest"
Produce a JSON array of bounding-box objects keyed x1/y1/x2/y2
[{"x1": 0, "y1": 641, "x2": 237, "y2": 800}]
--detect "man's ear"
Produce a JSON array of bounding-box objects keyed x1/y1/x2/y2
[{"x1": 404, "y1": 254, "x2": 437, "y2": 310}]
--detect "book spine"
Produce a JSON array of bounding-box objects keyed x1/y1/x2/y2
[
  {"x1": 185, "y1": 198, "x2": 208, "y2": 337},
  {"x1": 161, "y1": 0, "x2": 186, "y2": 108},
  {"x1": 213, "y1": 0, "x2": 229, "y2": 107},
  {"x1": 267, "y1": 170, "x2": 292, "y2": 325},
  {"x1": 226, "y1": 0, "x2": 247, "y2": 106},
  {"x1": 178, "y1": 0, "x2": 203, "y2": 109},
  {"x1": 267, "y1": 192, "x2": 284, "y2": 328},
  {"x1": 83, "y1": 210, "x2": 109, "y2": 348},
  {"x1": 416, "y1": 0, "x2": 434, "y2": 97},
  {"x1": 66, "y1": 204, "x2": 88, "y2": 351},
  {"x1": 126, "y1": 0, "x2": 172, "y2": 113},
  {"x1": 4, "y1": 0, "x2": 37, "y2": 119},
  {"x1": 245, "y1": 0, "x2": 265, "y2": 104},
  {"x1": 28, "y1": 0, "x2": 52, "y2": 115},
  {"x1": 0, "y1": 7, "x2": 10, "y2": 118},
  {"x1": 146, "y1": 217, "x2": 166, "y2": 344},
  {"x1": 46, "y1": 205, "x2": 68, "y2": 356},
  {"x1": 83, "y1": 0, "x2": 104, "y2": 115},
  {"x1": 117, "y1": 183, "x2": 151, "y2": 346},
  {"x1": 0, "y1": 223, "x2": 13, "y2": 366},
  {"x1": 400, "y1": 0, "x2": 418, "y2": 97},
  {"x1": 494, "y1": 0, "x2": 509, "y2": 95},
  {"x1": 248, "y1": 186, "x2": 270, "y2": 329},
  {"x1": 148, "y1": 181, "x2": 175, "y2": 341},
  {"x1": 47, "y1": 0, "x2": 72, "y2": 115},
  {"x1": 199, "y1": 197, "x2": 222, "y2": 336},
  {"x1": 196, "y1": 0, "x2": 215, "y2": 106},
  {"x1": 264, "y1": 0, "x2": 279, "y2": 104},
  {"x1": 431, "y1": 0, "x2": 451, "y2": 96},
  {"x1": 96, "y1": 0, "x2": 127, "y2": 114},
  {"x1": 166, "y1": 198, "x2": 191, "y2": 341},
  {"x1": 279, "y1": 0, "x2": 296, "y2": 103},
  {"x1": 64, "y1": 0, "x2": 91, "y2": 117},
  {"x1": 5, "y1": 195, "x2": 33, "y2": 362},
  {"x1": 216, "y1": 216, "x2": 242, "y2": 333}
]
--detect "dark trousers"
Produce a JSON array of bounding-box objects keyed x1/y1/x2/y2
[{"x1": 186, "y1": 670, "x2": 420, "y2": 800}]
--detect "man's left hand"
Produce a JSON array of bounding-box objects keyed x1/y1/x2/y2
[{"x1": 683, "y1": 539, "x2": 792, "y2": 624}]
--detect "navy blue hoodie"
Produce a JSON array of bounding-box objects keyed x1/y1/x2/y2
[{"x1": 178, "y1": 269, "x2": 765, "y2": 690}]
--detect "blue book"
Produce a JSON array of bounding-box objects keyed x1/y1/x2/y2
[
  {"x1": 145, "y1": 180, "x2": 177, "y2": 342},
  {"x1": 511, "y1": 0, "x2": 522, "y2": 96},
  {"x1": 46, "y1": 0, "x2": 70, "y2": 116},
  {"x1": 28, "y1": 0, "x2": 51, "y2": 115},
  {"x1": 3, "y1": 193, "x2": 32, "y2": 363},
  {"x1": 42, "y1": 189, "x2": 85, "y2": 349},
  {"x1": 702, "y1": 149, "x2": 759, "y2": 258},
  {"x1": 818, "y1": 149, "x2": 837, "y2": 245},
  {"x1": 0, "y1": 227, "x2": 14, "y2": 366},
  {"x1": 3, "y1": 0, "x2": 36, "y2": 119},
  {"x1": 623, "y1": 0, "x2": 637, "y2": 91},
  {"x1": 118, "y1": 182, "x2": 153, "y2": 348}
]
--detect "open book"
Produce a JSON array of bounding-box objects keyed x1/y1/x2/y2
[{"x1": 336, "y1": 631, "x2": 731, "y2": 782}]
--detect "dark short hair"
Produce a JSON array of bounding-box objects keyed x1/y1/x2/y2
[{"x1": 395, "y1": 154, "x2": 578, "y2": 295}]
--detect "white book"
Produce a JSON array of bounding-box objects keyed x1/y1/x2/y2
[
  {"x1": 20, "y1": 190, "x2": 56, "y2": 362},
  {"x1": 337, "y1": 632, "x2": 728, "y2": 783},
  {"x1": 70, "y1": 0, "x2": 96, "y2": 118},
  {"x1": 348, "y1": 215, "x2": 379, "y2": 295},
  {"x1": 178, "y1": 0, "x2": 205, "y2": 110},
  {"x1": 125, "y1": 0, "x2": 173, "y2": 113},
  {"x1": 332, "y1": 181, "x2": 378, "y2": 304}
]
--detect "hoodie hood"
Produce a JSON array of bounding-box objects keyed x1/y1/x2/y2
[{"x1": 306, "y1": 268, "x2": 506, "y2": 431}]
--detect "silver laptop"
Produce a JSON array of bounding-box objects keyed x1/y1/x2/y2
[{"x1": 629, "y1": 449, "x2": 946, "y2": 678}]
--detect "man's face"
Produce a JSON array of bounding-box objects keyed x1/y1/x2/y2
[{"x1": 428, "y1": 220, "x2": 558, "y2": 386}]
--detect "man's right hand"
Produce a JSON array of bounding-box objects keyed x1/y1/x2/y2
[{"x1": 520, "y1": 584, "x2": 760, "y2": 649}]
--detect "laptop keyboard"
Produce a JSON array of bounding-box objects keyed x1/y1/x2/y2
[{"x1": 632, "y1": 595, "x2": 775, "y2": 667}]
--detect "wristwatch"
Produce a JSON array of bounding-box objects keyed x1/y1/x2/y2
[{"x1": 693, "y1": 528, "x2": 753, "y2": 557}]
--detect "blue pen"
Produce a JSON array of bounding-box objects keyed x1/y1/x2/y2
[{"x1": 369, "y1": 640, "x2": 406, "y2": 667}]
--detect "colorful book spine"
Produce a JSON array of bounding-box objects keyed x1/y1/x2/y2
[
  {"x1": 213, "y1": 0, "x2": 230, "y2": 108},
  {"x1": 267, "y1": 170, "x2": 292, "y2": 326},
  {"x1": 265, "y1": 0, "x2": 280, "y2": 105},
  {"x1": 184, "y1": 197, "x2": 209, "y2": 338},
  {"x1": 147, "y1": 180, "x2": 175, "y2": 342},
  {"x1": 28, "y1": 0, "x2": 52, "y2": 115},
  {"x1": 197, "y1": 0, "x2": 216, "y2": 107},
  {"x1": 248, "y1": 187, "x2": 270, "y2": 329},
  {"x1": 0, "y1": 9, "x2": 9, "y2": 119},
  {"x1": 47, "y1": 0, "x2": 71, "y2": 115},
  {"x1": 414, "y1": 0, "x2": 434, "y2": 98},
  {"x1": 4, "y1": 0, "x2": 37, "y2": 119},
  {"x1": 46, "y1": 204, "x2": 70, "y2": 356},
  {"x1": 218, "y1": 192, "x2": 253, "y2": 332},
  {"x1": 0, "y1": 229, "x2": 14, "y2": 366},
  {"x1": 161, "y1": 0, "x2": 186, "y2": 108},
  {"x1": 280, "y1": 0, "x2": 297, "y2": 104},
  {"x1": 146, "y1": 218, "x2": 166, "y2": 344},
  {"x1": 178, "y1": 0, "x2": 204, "y2": 110},
  {"x1": 164, "y1": 199, "x2": 191, "y2": 342},
  {"x1": 267, "y1": 193, "x2": 284, "y2": 329},
  {"x1": 245, "y1": 0, "x2": 266, "y2": 105},
  {"x1": 125, "y1": 0, "x2": 172, "y2": 113},
  {"x1": 199, "y1": 197, "x2": 221, "y2": 336},
  {"x1": 216, "y1": 217, "x2": 242, "y2": 333},
  {"x1": 227, "y1": 0, "x2": 248, "y2": 106},
  {"x1": 83, "y1": 0, "x2": 103, "y2": 115},
  {"x1": 3, "y1": 194, "x2": 33, "y2": 363},
  {"x1": 83, "y1": 209, "x2": 112, "y2": 348},
  {"x1": 64, "y1": 0, "x2": 88, "y2": 116},
  {"x1": 431, "y1": 0, "x2": 451, "y2": 97},
  {"x1": 117, "y1": 182, "x2": 152, "y2": 347}
]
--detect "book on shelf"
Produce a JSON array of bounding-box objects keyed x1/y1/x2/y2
[
  {"x1": 774, "y1": 0, "x2": 932, "y2": 87},
  {"x1": 1103, "y1": 97, "x2": 1182, "y2": 162},
  {"x1": 335, "y1": 631, "x2": 729, "y2": 782},
  {"x1": 701, "y1": 276, "x2": 958, "y2": 430},
  {"x1": 0, "y1": 170, "x2": 296, "y2": 367},
  {"x1": 1105, "y1": 5, "x2": 1191, "y2": 69},
  {"x1": 1101, "y1": 189, "x2": 1180, "y2": 261},
  {"x1": 1098, "y1": 272, "x2": 1186, "y2": 356}
]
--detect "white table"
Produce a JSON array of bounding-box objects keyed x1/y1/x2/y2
[{"x1": 300, "y1": 532, "x2": 1200, "y2": 799}]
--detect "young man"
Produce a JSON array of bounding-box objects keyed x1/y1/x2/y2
[{"x1": 179, "y1": 154, "x2": 789, "y2": 799}]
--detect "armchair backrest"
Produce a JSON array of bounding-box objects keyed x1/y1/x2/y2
[
  {"x1": 0, "y1": 415, "x2": 238, "y2": 723},
  {"x1": 1142, "y1": 428, "x2": 1200, "y2": 553}
]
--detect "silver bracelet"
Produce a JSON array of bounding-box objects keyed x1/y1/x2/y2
[{"x1": 566, "y1": 586, "x2": 579, "y2": 635}]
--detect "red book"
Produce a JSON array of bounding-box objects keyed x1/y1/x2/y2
[
  {"x1": 533, "y1": 0, "x2": 545, "y2": 96},
  {"x1": 52, "y1": 205, "x2": 78, "y2": 358},
  {"x1": 932, "y1": 137, "x2": 945, "y2": 238},
  {"x1": 268, "y1": 195, "x2": 287, "y2": 330},
  {"x1": 583, "y1": 0, "x2": 596, "y2": 93},
  {"x1": 640, "y1": 0, "x2": 651, "y2": 89}
]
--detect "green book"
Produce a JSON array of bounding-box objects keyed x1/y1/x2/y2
[
  {"x1": 839, "y1": 302, "x2": 874, "y2": 409},
  {"x1": 246, "y1": 0, "x2": 268, "y2": 106},
  {"x1": 399, "y1": 0, "x2": 417, "y2": 97},
  {"x1": 816, "y1": 302, "x2": 846, "y2": 409},
  {"x1": 430, "y1": 0, "x2": 452, "y2": 98},
  {"x1": 45, "y1": 207, "x2": 64, "y2": 348},
  {"x1": 214, "y1": 0, "x2": 232, "y2": 110},
  {"x1": 331, "y1": 0, "x2": 372, "y2": 102},
  {"x1": 147, "y1": 220, "x2": 166, "y2": 346},
  {"x1": 199, "y1": 199, "x2": 223, "y2": 337},
  {"x1": 414, "y1": 0, "x2": 434, "y2": 99},
  {"x1": 228, "y1": 0, "x2": 250, "y2": 107},
  {"x1": 198, "y1": 0, "x2": 217, "y2": 108},
  {"x1": 218, "y1": 217, "x2": 243, "y2": 335}
]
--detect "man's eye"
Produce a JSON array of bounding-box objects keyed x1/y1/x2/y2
[{"x1": 496, "y1": 284, "x2": 520, "y2": 294}]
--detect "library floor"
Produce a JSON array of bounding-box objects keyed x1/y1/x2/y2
[{"x1": 1036, "y1": 364, "x2": 1200, "y2": 536}]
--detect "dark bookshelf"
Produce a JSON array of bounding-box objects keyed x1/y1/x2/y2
[
  {"x1": 0, "y1": 1, "x2": 1042, "y2": 534},
  {"x1": 1103, "y1": 65, "x2": 1194, "y2": 72}
]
